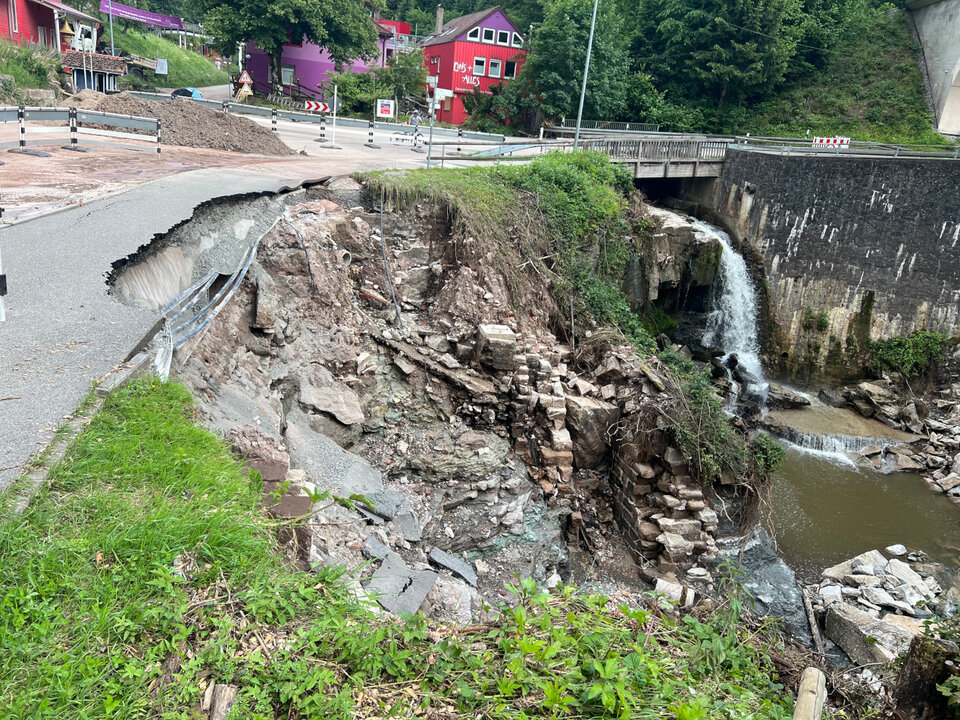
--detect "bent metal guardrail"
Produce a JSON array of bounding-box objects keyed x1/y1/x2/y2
[{"x1": 0, "y1": 105, "x2": 161, "y2": 155}]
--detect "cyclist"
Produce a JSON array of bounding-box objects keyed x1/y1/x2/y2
[{"x1": 409, "y1": 110, "x2": 422, "y2": 132}]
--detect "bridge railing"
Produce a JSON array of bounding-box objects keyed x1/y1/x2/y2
[{"x1": 581, "y1": 137, "x2": 731, "y2": 163}]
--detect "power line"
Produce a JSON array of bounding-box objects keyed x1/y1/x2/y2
[{"x1": 716, "y1": 18, "x2": 863, "y2": 59}]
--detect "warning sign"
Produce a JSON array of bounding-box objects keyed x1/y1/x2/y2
[
  {"x1": 237, "y1": 82, "x2": 253, "y2": 97},
  {"x1": 238, "y1": 69, "x2": 252, "y2": 84}
]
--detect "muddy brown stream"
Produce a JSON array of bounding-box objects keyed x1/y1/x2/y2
[{"x1": 765, "y1": 445, "x2": 960, "y2": 581}]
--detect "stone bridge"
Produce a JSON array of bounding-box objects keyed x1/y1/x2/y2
[{"x1": 908, "y1": 0, "x2": 960, "y2": 135}]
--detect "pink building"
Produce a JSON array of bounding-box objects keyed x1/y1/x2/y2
[{"x1": 245, "y1": 17, "x2": 411, "y2": 97}]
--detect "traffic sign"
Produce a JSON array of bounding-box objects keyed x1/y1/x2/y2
[
  {"x1": 238, "y1": 69, "x2": 252, "y2": 84},
  {"x1": 305, "y1": 100, "x2": 330, "y2": 113},
  {"x1": 237, "y1": 82, "x2": 252, "y2": 97}
]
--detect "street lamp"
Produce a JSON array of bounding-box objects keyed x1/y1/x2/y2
[{"x1": 573, "y1": 0, "x2": 598, "y2": 149}]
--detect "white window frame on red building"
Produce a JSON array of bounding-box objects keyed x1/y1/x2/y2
[{"x1": 473, "y1": 56, "x2": 486, "y2": 76}]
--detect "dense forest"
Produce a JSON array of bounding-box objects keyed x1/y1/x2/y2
[
  {"x1": 388, "y1": 0, "x2": 941, "y2": 143},
  {"x1": 117, "y1": 0, "x2": 941, "y2": 143}
]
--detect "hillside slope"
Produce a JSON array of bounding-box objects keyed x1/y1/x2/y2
[
  {"x1": 738, "y1": 8, "x2": 944, "y2": 145},
  {"x1": 114, "y1": 30, "x2": 229, "y2": 88}
]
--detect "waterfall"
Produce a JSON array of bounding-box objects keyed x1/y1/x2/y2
[{"x1": 698, "y1": 220, "x2": 764, "y2": 382}]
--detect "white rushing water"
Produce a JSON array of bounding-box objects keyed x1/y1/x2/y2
[{"x1": 697, "y1": 220, "x2": 765, "y2": 382}]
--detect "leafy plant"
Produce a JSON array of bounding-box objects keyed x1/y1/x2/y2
[{"x1": 869, "y1": 330, "x2": 948, "y2": 378}]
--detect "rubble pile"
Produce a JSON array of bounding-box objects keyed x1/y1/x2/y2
[
  {"x1": 161, "y1": 178, "x2": 734, "y2": 619},
  {"x1": 809, "y1": 546, "x2": 944, "y2": 665}
]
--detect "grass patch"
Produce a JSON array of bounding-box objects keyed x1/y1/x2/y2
[
  {"x1": 0, "y1": 379, "x2": 795, "y2": 718},
  {"x1": 740, "y1": 8, "x2": 951, "y2": 146},
  {"x1": 113, "y1": 30, "x2": 229, "y2": 88}
]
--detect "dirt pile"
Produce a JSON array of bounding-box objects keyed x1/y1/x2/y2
[{"x1": 67, "y1": 90, "x2": 293, "y2": 155}]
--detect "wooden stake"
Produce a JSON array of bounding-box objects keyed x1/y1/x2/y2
[{"x1": 793, "y1": 667, "x2": 826, "y2": 720}]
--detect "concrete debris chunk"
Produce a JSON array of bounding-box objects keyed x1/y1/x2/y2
[
  {"x1": 428, "y1": 547, "x2": 478, "y2": 587},
  {"x1": 824, "y1": 602, "x2": 915, "y2": 665},
  {"x1": 564, "y1": 395, "x2": 620, "y2": 469},
  {"x1": 476, "y1": 324, "x2": 519, "y2": 371}
]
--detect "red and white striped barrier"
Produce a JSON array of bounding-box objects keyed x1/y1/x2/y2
[{"x1": 812, "y1": 136, "x2": 850, "y2": 148}]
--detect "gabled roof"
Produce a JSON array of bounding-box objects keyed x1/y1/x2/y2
[
  {"x1": 421, "y1": 5, "x2": 514, "y2": 47},
  {"x1": 62, "y1": 50, "x2": 127, "y2": 73},
  {"x1": 33, "y1": 0, "x2": 97, "y2": 22}
]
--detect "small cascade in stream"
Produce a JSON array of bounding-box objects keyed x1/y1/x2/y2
[{"x1": 697, "y1": 220, "x2": 767, "y2": 405}]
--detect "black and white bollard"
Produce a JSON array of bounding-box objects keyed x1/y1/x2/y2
[
  {"x1": 222, "y1": 100, "x2": 229, "y2": 113},
  {"x1": 156, "y1": 118, "x2": 162, "y2": 156},
  {"x1": 457, "y1": 127, "x2": 463, "y2": 154},
  {"x1": 17, "y1": 106, "x2": 25, "y2": 151},
  {"x1": 60, "y1": 107, "x2": 88, "y2": 153},
  {"x1": 364, "y1": 119, "x2": 379, "y2": 149},
  {"x1": 317, "y1": 115, "x2": 327, "y2": 143},
  {"x1": 271, "y1": 108, "x2": 277, "y2": 132}
]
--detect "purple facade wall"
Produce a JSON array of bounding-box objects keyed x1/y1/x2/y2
[
  {"x1": 454, "y1": 10, "x2": 518, "y2": 41},
  {"x1": 246, "y1": 36, "x2": 390, "y2": 95}
]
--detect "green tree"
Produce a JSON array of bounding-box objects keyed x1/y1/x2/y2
[
  {"x1": 374, "y1": 48, "x2": 427, "y2": 109},
  {"x1": 653, "y1": 0, "x2": 802, "y2": 111},
  {"x1": 523, "y1": 0, "x2": 630, "y2": 121},
  {"x1": 191, "y1": 0, "x2": 378, "y2": 89}
]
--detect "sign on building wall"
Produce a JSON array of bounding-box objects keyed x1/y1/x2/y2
[{"x1": 376, "y1": 99, "x2": 396, "y2": 118}]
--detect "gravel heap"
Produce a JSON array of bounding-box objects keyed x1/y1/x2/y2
[{"x1": 67, "y1": 90, "x2": 293, "y2": 155}]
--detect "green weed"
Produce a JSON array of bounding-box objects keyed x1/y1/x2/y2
[{"x1": 869, "y1": 330, "x2": 949, "y2": 378}]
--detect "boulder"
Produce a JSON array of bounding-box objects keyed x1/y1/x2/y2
[
  {"x1": 766, "y1": 382, "x2": 811, "y2": 410},
  {"x1": 822, "y1": 549, "x2": 888, "y2": 582},
  {"x1": 894, "y1": 635, "x2": 960, "y2": 720},
  {"x1": 818, "y1": 388, "x2": 847, "y2": 408},
  {"x1": 899, "y1": 403, "x2": 925, "y2": 435},
  {"x1": 824, "y1": 602, "x2": 916, "y2": 665},
  {"x1": 475, "y1": 324, "x2": 518, "y2": 371},
  {"x1": 717, "y1": 527, "x2": 811, "y2": 645},
  {"x1": 564, "y1": 396, "x2": 619, "y2": 469},
  {"x1": 885, "y1": 559, "x2": 931, "y2": 597},
  {"x1": 300, "y1": 382, "x2": 365, "y2": 426},
  {"x1": 657, "y1": 532, "x2": 695, "y2": 559}
]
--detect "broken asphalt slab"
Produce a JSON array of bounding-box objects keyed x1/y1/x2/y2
[
  {"x1": 365, "y1": 553, "x2": 437, "y2": 616},
  {"x1": 429, "y1": 547, "x2": 478, "y2": 587}
]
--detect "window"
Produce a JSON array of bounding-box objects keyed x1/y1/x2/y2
[
  {"x1": 466, "y1": 27, "x2": 480, "y2": 41},
  {"x1": 281, "y1": 65, "x2": 295, "y2": 86},
  {"x1": 504, "y1": 60, "x2": 517, "y2": 78},
  {"x1": 497, "y1": 30, "x2": 510, "y2": 45},
  {"x1": 8, "y1": 0, "x2": 17, "y2": 33},
  {"x1": 38, "y1": 27, "x2": 48, "y2": 46},
  {"x1": 488, "y1": 58, "x2": 501, "y2": 78},
  {"x1": 512, "y1": 32, "x2": 524, "y2": 47},
  {"x1": 473, "y1": 56, "x2": 486, "y2": 76},
  {"x1": 482, "y1": 28, "x2": 495, "y2": 43}
]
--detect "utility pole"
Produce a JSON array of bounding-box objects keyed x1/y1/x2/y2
[
  {"x1": 573, "y1": 0, "x2": 598, "y2": 150},
  {"x1": 108, "y1": 0, "x2": 115, "y2": 56}
]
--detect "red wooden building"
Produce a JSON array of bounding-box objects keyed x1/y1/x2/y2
[
  {"x1": 1, "y1": 0, "x2": 95, "y2": 49},
  {"x1": 420, "y1": 5, "x2": 525, "y2": 125}
]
